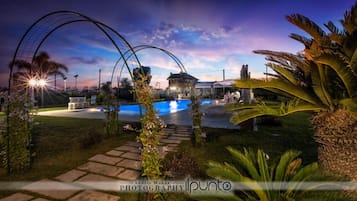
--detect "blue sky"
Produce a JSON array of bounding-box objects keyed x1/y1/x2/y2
[{"x1": 0, "y1": 0, "x2": 354, "y2": 89}]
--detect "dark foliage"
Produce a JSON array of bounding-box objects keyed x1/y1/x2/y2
[{"x1": 79, "y1": 130, "x2": 103, "y2": 149}]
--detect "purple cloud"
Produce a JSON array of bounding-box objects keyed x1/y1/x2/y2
[{"x1": 70, "y1": 56, "x2": 103, "y2": 65}]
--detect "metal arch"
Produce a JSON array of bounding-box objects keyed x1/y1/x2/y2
[
  {"x1": 110, "y1": 45, "x2": 187, "y2": 85},
  {"x1": 5, "y1": 10, "x2": 146, "y2": 173},
  {"x1": 28, "y1": 10, "x2": 143, "y2": 80},
  {"x1": 8, "y1": 10, "x2": 145, "y2": 91},
  {"x1": 131, "y1": 45, "x2": 186, "y2": 72}
]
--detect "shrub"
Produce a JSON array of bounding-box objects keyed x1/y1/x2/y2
[
  {"x1": 162, "y1": 150, "x2": 204, "y2": 179},
  {"x1": 205, "y1": 147, "x2": 318, "y2": 201}
]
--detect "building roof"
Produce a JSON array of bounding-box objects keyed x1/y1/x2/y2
[
  {"x1": 213, "y1": 79, "x2": 236, "y2": 87},
  {"x1": 195, "y1": 81, "x2": 215, "y2": 88},
  {"x1": 167, "y1": 72, "x2": 198, "y2": 81}
]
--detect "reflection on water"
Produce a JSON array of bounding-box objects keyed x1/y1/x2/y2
[
  {"x1": 100, "y1": 99, "x2": 213, "y2": 116},
  {"x1": 169, "y1": 100, "x2": 178, "y2": 113}
]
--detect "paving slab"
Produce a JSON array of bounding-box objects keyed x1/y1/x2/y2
[
  {"x1": 0, "y1": 193, "x2": 33, "y2": 201},
  {"x1": 55, "y1": 169, "x2": 87, "y2": 182},
  {"x1": 125, "y1": 141, "x2": 142, "y2": 147},
  {"x1": 115, "y1": 145, "x2": 140, "y2": 153},
  {"x1": 106, "y1": 150, "x2": 124, "y2": 157},
  {"x1": 176, "y1": 131, "x2": 191, "y2": 135},
  {"x1": 159, "y1": 139, "x2": 182, "y2": 144},
  {"x1": 68, "y1": 190, "x2": 120, "y2": 201},
  {"x1": 121, "y1": 152, "x2": 141, "y2": 160},
  {"x1": 76, "y1": 173, "x2": 117, "y2": 183},
  {"x1": 116, "y1": 159, "x2": 141, "y2": 170},
  {"x1": 171, "y1": 133, "x2": 191, "y2": 137},
  {"x1": 31, "y1": 198, "x2": 51, "y2": 201},
  {"x1": 166, "y1": 143, "x2": 179, "y2": 147},
  {"x1": 77, "y1": 162, "x2": 125, "y2": 177},
  {"x1": 22, "y1": 179, "x2": 79, "y2": 200},
  {"x1": 89, "y1": 154, "x2": 123, "y2": 165},
  {"x1": 169, "y1": 136, "x2": 191, "y2": 141},
  {"x1": 117, "y1": 169, "x2": 141, "y2": 180}
]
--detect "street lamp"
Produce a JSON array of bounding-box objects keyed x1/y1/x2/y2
[
  {"x1": 74, "y1": 74, "x2": 79, "y2": 90},
  {"x1": 63, "y1": 77, "x2": 67, "y2": 92}
]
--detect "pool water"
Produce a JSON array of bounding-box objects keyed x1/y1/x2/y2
[{"x1": 106, "y1": 99, "x2": 212, "y2": 115}]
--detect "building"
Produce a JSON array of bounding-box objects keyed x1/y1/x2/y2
[
  {"x1": 212, "y1": 79, "x2": 237, "y2": 98},
  {"x1": 195, "y1": 81, "x2": 215, "y2": 98},
  {"x1": 167, "y1": 72, "x2": 198, "y2": 99}
]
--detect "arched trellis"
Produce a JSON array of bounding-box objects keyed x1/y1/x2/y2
[
  {"x1": 8, "y1": 10, "x2": 145, "y2": 90},
  {"x1": 110, "y1": 45, "x2": 187, "y2": 86},
  {"x1": 5, "y1": 10, "x2": 148, "y2": 173}
]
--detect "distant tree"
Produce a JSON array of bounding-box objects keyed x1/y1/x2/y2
[
  {"x1": 120, "y1": 78, "x2": 132, "y2": 89},
  {"x1": 11, "y1": 51, "x2": 68, "y2": 89}
]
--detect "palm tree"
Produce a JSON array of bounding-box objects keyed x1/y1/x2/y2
[
  {"x1": 229, "y1": 4, "x2": 357, "y2": 180},
  {"x1": 11, "y1": 51, "x2": 68, "y2": 89}
]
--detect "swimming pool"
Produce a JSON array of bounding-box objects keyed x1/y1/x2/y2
[{"x1": 113, "y1": 99, "x2": 212, "y2": 115}]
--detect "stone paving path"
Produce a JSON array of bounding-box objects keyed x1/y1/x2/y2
[{"x1": 0, "y1": 125, "x2": 192, "y2": 201}]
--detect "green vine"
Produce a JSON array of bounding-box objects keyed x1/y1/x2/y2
[
  {"x1": 2, "y1": 91, "x2": 33, "y2": 173},
  {"x1": 191, "y1": 89, "x2": 203, "y2": 146},
  {"x1": 135, "y1": 75, "x2": 165, "y2": 201},
  {"x1": 101, "y1": 82, "x2": 120, "y2": 136}
]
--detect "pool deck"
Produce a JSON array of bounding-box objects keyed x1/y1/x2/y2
[{"x1": 37, "y1": 101, "x2": 240, "y2": 129}]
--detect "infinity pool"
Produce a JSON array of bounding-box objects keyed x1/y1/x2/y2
[{"x1": 114, "y1": 99, "x2": 213, "y2": 115}]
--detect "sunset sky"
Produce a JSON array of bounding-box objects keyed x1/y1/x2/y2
[{"x1": 0, "y1": 0, "x2": 354, "y2": 89}]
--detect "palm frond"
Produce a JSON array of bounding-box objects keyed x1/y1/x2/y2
[
  {"x1": 254, "y1": 50, "x2": 310, "y2": 76},
  {"x1": 314, "y1": 54, "x2": 356, "y2": 97},
  {"x1": 235, "y1": 79, "x2": 320, "y2": 105},
  {"x1": 310, "y1": 63, "x2": 334, "y2": 107},
  {"x1": 274, "y1": 150, "x2": 301, "y2": 181},
  {"x1": 257, "y1": 149, "x2": 272, "y2": 200},
  {"x1": 207, "y1": 161, "x2": 242, "y2": 181},
  {"x1": 286, "y1": 14, "x2": 325, "y2": 40},
  {"x1": 341, "y1": 3, "x2": 357, "y2": 35},
  {"x1": 227, "y1": 147, "x2": 260, "y2": 181},
  {"x1": 266, "y1": 63, "x2": 299, "y2": 86},
  {"x1": 285, "y1": 162, "x2": 318, "y2": 197},
  {"x1": 324, "y1": 21, "x2": 345, "y2": 45},
  {"x1": 289, "y1": 33, "x2": 312, "y2": 48},
  {"x1": 350, "y1": 48, "x2": 357, "y2": 73},
  {"x1": 230, "y1": 101, "x2": 322, "y2": 124}
]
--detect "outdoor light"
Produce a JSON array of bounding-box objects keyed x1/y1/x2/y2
[
  {"x1": 28, "y1": 78, "x2": 47, "y2": 87},
  {"x1": 38, "y1": 79, "x2": 47, "y2": 87},
  {"x1": 170, "y1": 86, "x2": 177, "y2": 91},
  {"x1": 28, "y1": 79, "x2": 37, "y2": 87}
]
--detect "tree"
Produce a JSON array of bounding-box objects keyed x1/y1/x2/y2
[
  {"x1": 229, "y1": 4, "x2": 357, "y2": 180},
  {"x1": 11, "y1": 51, "x2": 68, "y2": 89}
]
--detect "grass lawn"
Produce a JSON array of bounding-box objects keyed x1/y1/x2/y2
[
  {"x1": 0, "y1": 116, "x2": 137, "y2": 198},
  {"x1": 0, "y1": 113, "x2": 355, "y2": 200}
]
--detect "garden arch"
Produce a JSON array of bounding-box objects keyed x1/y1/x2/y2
[
  {"x1": 4, "y1": 10, "x2": 150, "y2": 173},
  {"x1": 110, "y1": 45, "x2": 187, "y2": 86}
]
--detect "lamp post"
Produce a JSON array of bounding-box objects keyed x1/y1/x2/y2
[
  {"x1": 74, "y1": 74, "x2": 79, "y2": 90},
  {"x1": 63, "y1": 76, "x2": 67, "y2": 92}
]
